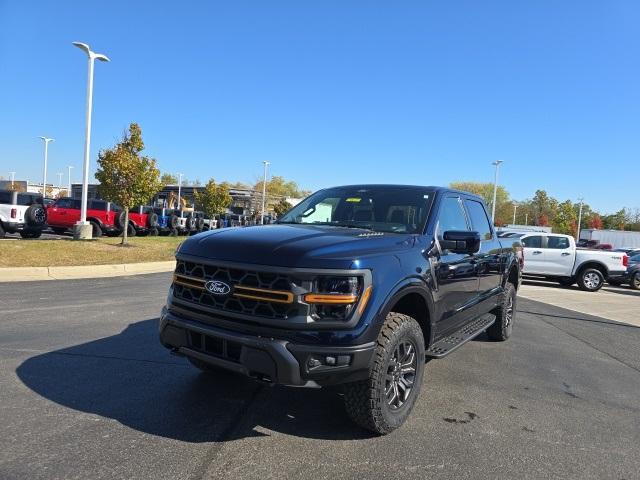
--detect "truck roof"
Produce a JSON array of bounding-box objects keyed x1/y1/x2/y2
[{"x1": 319, "y1": 184, "x2": 485, "y2": 202}]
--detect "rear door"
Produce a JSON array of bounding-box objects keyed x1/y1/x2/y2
[
  {"x1": 521, "y1": 235, "x2": 545, "y2": 274},
  {"x1": 542, "y1": 235, "x2": 574, "y2": 276}
]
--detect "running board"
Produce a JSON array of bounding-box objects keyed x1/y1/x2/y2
[{"x1": 425, "y1": 314, "x2": 496, "y2": 358}]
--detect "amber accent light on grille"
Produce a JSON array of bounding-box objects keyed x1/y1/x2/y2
[
  {"x1": 173, "y1": 274, "x2": 294, "y2": 304},
  {"x1": 303, "y1": 293, "x2": 358, "y2": 304},
  {"x1": 173, "y1": 274, "x2": 206, "y2": 290},
  {"x1": 233, "y1": 285, "x2": 294, "y2": 304}
]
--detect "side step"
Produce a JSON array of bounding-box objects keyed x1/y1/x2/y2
[{"x1": 425, "y1": 314, "x2": 496, "y2": 358}]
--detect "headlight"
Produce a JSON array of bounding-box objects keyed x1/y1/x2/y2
[{"x1": 304, "y1": 276, "x2": 365, "y2": 321}]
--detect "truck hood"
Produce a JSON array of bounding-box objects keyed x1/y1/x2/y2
[{"x1": 178, "y1": 224, "x2": 417, "y2": 269}]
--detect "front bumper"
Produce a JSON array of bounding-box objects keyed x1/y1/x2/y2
[{"x1": 159, "y1": 308, "x2": 375, "y2": 387}]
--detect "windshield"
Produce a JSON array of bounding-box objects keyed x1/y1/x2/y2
[{"x1": 277, "y1": 186, "x2": 434, "y2": 234}]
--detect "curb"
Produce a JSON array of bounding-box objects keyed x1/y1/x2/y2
[{"x1": 0, "y1": 261, "x2": 175, "y2": 282}]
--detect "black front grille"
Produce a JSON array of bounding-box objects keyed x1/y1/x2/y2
[{"x1": 173, "y1": 260, "x2": 301, "y2": 320}]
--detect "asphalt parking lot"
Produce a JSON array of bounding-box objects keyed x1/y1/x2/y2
[{"x1": 1, "y1": 274, "x2": 639, "y2": 480}]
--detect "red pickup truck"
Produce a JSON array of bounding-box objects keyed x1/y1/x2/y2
[{"x1": 47, "y1": 198, "x2": 120, "y2": 237}]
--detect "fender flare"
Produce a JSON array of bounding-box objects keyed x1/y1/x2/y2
[{"x1": 370, "y1": 276, "x2": 437, "y2": 347}]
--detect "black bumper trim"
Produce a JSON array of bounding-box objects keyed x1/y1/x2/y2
[{"x1": 160, "y1": 310, "x2": 375, "y2": 387}]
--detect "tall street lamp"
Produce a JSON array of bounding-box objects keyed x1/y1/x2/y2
[
  {"x1": 261, "y1": 161, "x2": 270, "y2": 225},
  {"x1": 576, "y1": 197, "x2": 584, "y2": 241},
  {"x1": 38, "y1": 137, "x2": 54, "y2": 197},
  {"x1": 73, "y1": 41, "x2": 109, "y2": 238},
  {"x1": 177, "y1": 173, "x2": 183, "y2": 210},
  {"x1": 67, "y1": 165, "x2": 74, "y2": 197},
  {"x1": 57, "y1": 172, "x2": 64, "y2": 190},
  {"x1": 491, "y1": 160, "x2": 504, "y2": 224}
]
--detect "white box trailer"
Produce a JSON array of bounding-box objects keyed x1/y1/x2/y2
[{"x1": 579, "y1": 229, "x2": 640, "y2": 249}]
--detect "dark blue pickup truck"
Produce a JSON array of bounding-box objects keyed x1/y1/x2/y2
[{"x1": 160, "y1": 185, "x2": 523, "y2": 434}]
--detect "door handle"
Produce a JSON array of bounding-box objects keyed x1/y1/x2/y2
[
  {"x1": 533, "y1": 251, "x2": 542, "y2": 255},
  {"x1": 561, "y1": 252, "x2": 571, "y2": 256}
]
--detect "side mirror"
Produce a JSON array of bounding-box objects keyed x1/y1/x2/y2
[{"x1": 441, "y1": 230, "x2": 481, "y2": 254}]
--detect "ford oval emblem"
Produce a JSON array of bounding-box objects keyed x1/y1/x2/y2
[{"x1": 204, "y1": 280, "x2": 232, "y2": 296}]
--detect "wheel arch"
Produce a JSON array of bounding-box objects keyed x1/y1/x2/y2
[
  {"x1": 577, "y1": 261, "x2": 608, "y2": 276},
  {"x1": 376, "y1": 281, "x2": 435, "y2": 349}
]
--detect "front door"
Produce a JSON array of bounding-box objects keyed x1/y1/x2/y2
[
  {"x1": 521, "y1": 235, "x2": 545, "y2": 274},
  {"x1": 432, "y1": 195, "x2": 479, "y2": 337},
  {"x1": 463, "y1": 198, "x2": 502, "y2": 311}
]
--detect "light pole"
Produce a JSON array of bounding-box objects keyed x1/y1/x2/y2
[
  {"x1": 9, "y1": 171, "x2": 15, "y2": 188},
  {"x1": 261, "y1": 161, "x2": 270, "y2": 225},
  {"x1": 576, "y1": 197, "x2": 584, "y2": 241},
  {"x1": 57, "y1": 172, "x2": 64, "y2": 191},
  {"x1": 525, "y1": 213, "x2": 528, "y2": 225},
  {"x1": 512, "y1": 202, "x2": 518, "y2": 225},
  {"x1": 67, "y1": 165, "x2": 74, "y2": 197},
  {"x1": 39, "y1": 137, "x2": 54, "y2": 197},
  {"x1": 73, "y1": 41, "x2": 109, "y2": 238},
  {"x1": 490, "y1": 160, "x2": 504, "y2": 224},
  {"x1": 177, "y1": 173, "x2": 183, "y2": 210}
]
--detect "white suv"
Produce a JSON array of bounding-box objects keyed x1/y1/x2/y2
[{"x1": 0, "y1": 190, "x2": 48, "y2": 239}]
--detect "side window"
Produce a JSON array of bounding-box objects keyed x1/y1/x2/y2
[
  {"x1": 56, "y1": 198, "x2": 72, "y2": 208},
  {"x1": 521, "y1": 236, "x2": 542, "y2": 248},
  {"x1": 0, "y1": 191, "x2": 12, "y2": 204},
  {"x1": 464, "y1": 200, "x2": 493, "y2": 241},
  {"x1": 437, "y1": 197, "x2": 469, "y2": 236},
  {"x1": 547, "y1": 236, "x2": 570, "y2": 249}
]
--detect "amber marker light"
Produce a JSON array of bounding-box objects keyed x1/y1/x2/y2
[
  {"x1": 303, "y1": 293, "x2": 358, "y2": 304},
  {"x1": 358, "y1": 286, "x2": 373, "y2": 314}
]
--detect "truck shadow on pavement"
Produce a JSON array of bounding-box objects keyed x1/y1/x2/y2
[{"x1": 16, "y1": 318, "x2": 376, "y2": 442}]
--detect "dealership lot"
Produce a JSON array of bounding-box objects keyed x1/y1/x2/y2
[{"x1": 0, "y1": 273, "x2": 639, "y2": 480}]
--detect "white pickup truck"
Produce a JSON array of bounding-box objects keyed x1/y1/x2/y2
[
  {"x1": 0, "y1": 190, "x2": 48, "y2": 238},
  {"x1": 511, "y1": 232, "x2": 628, "y2": 292}
]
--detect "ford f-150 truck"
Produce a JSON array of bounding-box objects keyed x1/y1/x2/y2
[
  {"x1": 515, "y1": 232, "x2": 628, "y2": 291},
  {"x1": 160, "y1": 185, "x2": 523, "y2": 434}
]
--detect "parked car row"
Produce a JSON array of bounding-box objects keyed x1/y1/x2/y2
[
  {"x1": 500, "y1": 231, "x2": 636, "y2": 291},
  {"x1": 0, "y1": 190, "x2": 214, "y2": 239}
]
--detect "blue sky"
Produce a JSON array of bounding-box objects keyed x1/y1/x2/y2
[{"x1": 0, "y1": 1, "x2": 638, "y2": 213}]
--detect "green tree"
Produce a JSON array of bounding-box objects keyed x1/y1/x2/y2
[
  {"x1": 449, "y1": 181, "x2": 511, "y2": 225},
  {"x1": 552, "y1": 200, "x2": 578, "y2": 236},
  {"x1": 255, "y1": 175, "x2": 306, "y2": 198},
  {"x1": 95, "y1": 123, "x2": 163, "y2": 244},
  {"x1": 160, "y1": 173, "x2": 178, "y2": 185},
  {"x1": 273, "y1": 198, "x2": 292, "y2": 217},
  {"x1": 194, "y1": 179, "x2": 232, "y2": 220}
]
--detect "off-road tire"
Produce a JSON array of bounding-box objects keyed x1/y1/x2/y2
[
  {"x1": 577, "y1": 268, "x2": 604, "y2": 292},
  {"x1": 0, "y1": 222, "x2": 5, "y2": 238},
  {"x1": 126, "y1": 223, "x2": 137, "y2": 237},
  {"x1": 630, "y1": 271, "x2": 640, "y2": 291},
  {"x1": 197, "y1": 218, "x2": 205, "y2": 231},
  {"x1": 170, "y1": 215, "x2": 179, "y2": 229},
  {"x1": 148, "y1": 227, "x2": 159, "y2": 236},
  {"x1": 487, "y1": 282, "x2": 516, "y2": 341},
  {"x1": 147, "y1": 213, "x2": 159, "y2": 228},
  {"x1": 169, "y1": 228, "x2": 178, "y2": 237},
  {"x1": 25, "y1": 204, "x2": 47, "y2": 227},
  {"x1": 187, "y1": 356, "x2": 221, "y2": 373},
  {"x1": 90, "y1": 221, "x2": 102, "y2": 238},
  {"x1": 343, "y1": 312, "x2": 425, "y2": 435},
  {"x1": 116, "y1": 211, "x2": 127, "y2": 230},
  {"x1": 20, "y1": 230, "x2": 42, "y2": 239}
]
